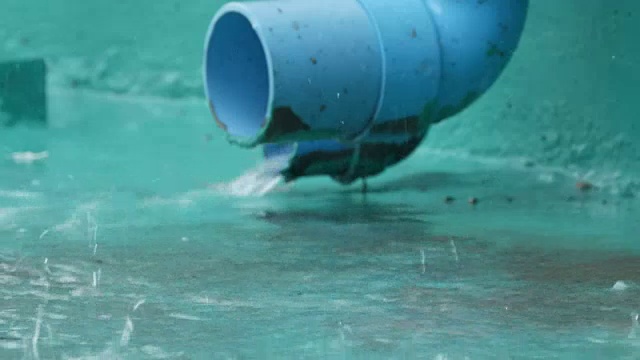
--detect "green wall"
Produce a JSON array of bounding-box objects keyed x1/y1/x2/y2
[
  {"x1": 429, "y1": 0, "x2": 639, "y2": 195},
  {"x1": 2, "y1": 0, "x2": 638, "y2": 193},
  {"x1": 2, "y1": 0, "x2": 229, "y2": 97}
]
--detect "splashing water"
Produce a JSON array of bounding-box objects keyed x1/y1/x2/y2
[
  {"x1": 209, "y1": 155, "x2": 290, "y2": 197},
  {"x1": 10, "y1": 151, "x2": 49, "y2": 165},
  {"x1": 629, "y1": 312, "x2": 639, "y2": 339}
]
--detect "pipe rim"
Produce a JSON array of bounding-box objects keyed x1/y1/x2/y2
[{"x1": 203, "y1": 4, "x2": 275, "y2": 146}]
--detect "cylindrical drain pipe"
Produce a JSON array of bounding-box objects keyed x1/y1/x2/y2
[{"x1": 204, "y1": 0, "x2": 529, "y2": 184}]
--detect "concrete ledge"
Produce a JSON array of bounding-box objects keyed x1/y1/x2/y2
[{"x1": 0, "y1": 58, "x2": 47, "y2": 126}]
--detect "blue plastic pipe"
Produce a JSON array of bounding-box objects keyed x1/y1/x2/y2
[{"x1": 204, "y1": 0, "x2": 529, "y2": 184}]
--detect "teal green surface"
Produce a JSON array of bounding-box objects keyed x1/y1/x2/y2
[
  {"x1": 2, "y1": 0, "x2": 640, "y2": 359},
  {"x1": 2, "y1": 90, "x2": 640, "y2": 359}
]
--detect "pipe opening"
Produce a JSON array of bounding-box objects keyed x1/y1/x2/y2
[{"x1": 205, "y1": 12, "x2": 270, "y2": 140}]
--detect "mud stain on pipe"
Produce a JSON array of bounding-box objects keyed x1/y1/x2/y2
[
  {"x1": 263, "y1": 106, "x2": 312, "y2": 142},
  {"x1": 208, "y1": 100, "x2": 228, "y2": 131}
]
